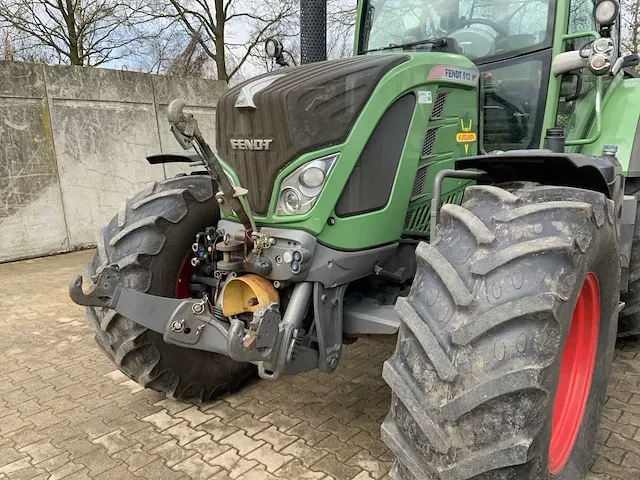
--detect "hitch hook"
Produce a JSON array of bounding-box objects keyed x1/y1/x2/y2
[{"x1": 69, "y1": 267, "x2": 121, "y2": 308}]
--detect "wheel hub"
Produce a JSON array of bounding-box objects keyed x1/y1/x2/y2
[{"x1": 549, "y1": 272, "x2": 600, "y2": 475}]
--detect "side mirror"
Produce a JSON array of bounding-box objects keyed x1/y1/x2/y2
[
  {"x1": 594, "y1": 0, "x2": 620, "y2": 33},
  {"x1": 560, "y1": 73, "x2": 583, "y2": 102},
  {"x1": 265, "y1": 37, "x2": 289, "y2": 67}
]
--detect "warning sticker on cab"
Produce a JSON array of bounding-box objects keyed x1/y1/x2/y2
[
  {"x1": 456, "y1": 132, "x2": 477, "y2": 143},
  {"x1": 427, "y1": 65, "x2": 479, "y2": 86},
  {"x1": 457, "y1": 114, "x2": 477, "y2": 155}
]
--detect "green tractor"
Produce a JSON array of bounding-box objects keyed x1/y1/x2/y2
[{"x1": 70, "y1": 0, "x2": 640, "y2": 477}]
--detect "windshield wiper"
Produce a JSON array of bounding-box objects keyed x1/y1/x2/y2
[{"x1": 361, "y1": 38, "x2": 447, "y2": 54}]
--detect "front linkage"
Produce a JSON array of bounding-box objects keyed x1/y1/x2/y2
[
  {"x1": 71, "y1": 100, "x2": 317, "y2": 380},
  {"x1": 70, "y1": 268, "x2": 312, "y2": 380}
]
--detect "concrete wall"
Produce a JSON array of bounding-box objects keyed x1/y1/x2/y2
[{"x1": 0, "y1": 61, "x2": 226, "y2": 263}]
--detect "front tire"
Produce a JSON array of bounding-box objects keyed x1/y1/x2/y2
[
  {"x1": 86, "y1": 175, "x2": 255, "y2": 402},
  {"x1": 382, "y1": 184, "x2": 619, "y2": 479}
]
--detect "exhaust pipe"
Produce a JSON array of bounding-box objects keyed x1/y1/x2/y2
[{"x1": 300, "y1": 0, "x2": 327, "y2": 64}]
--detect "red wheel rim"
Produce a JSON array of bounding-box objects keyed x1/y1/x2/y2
[
  {"x1": 549, "y1": 272, "x2": 600, "y2": 475},
  {"x1": 175, "y1": 251, "x2": 196, "y2": 299}
]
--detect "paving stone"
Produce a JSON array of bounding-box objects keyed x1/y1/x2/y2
[
  {"x1": 0, "y1": 446, "x2": 26, "y2": 469},
  {"x1": 112, "y1": 444, "x2": 158, "y2": 470},
  {"x1": 274, "y1": 459, "x2": 327, "y2": 479},
  {"x1": 3, "y1": 428, "x2": 47, "y2": 450},
  {"x1": 95, "y1": 465, "x2": 139, "y2": 480},
  {"x1": 317, "y1": 417, "x2": 361, "y2": 442},
  {"x1": 246, "y1": 443, "x2": 293, "y2": 472},
  {"x1": 286, "y1": 421, "x2": 331, "y2": 447},
  {"x1": 260, "y1": 411, "x2": 303, "y2": 432},
  {"x1": 174, "y1": 406, "x2": 213, "y2": 427},
  {"x1": 312, "y1": 454, "x2": 362, "y2": 480},
  {"x1": 64, "y1": 436, "x2": 102, "y2": 459},
  {"x1": 33, "y1": 452, "x2": 71, "y2": 473},
  {"x1": 129, "y1": 426, "x2": 172, "y2": 451},
  {"x1": 1, "y1": 251, "x2": 640, "y2": 480},
  {"x1": 142, "y1": 411, "x2": 183, "y2": 432},
  {"x1": 105, "y1": 413, "x2": 148, "y2": 436},
  {"x1": 236, "y1": 465, "x2": 279, "y2": 480},
  {"x1": 149, "y1": 439, "x2": 197, "y2": 467},
  {"x1": 347, "y1": 450, "x2": 393, "y2": 479},
  {"x1": 227, "y1": 414, "x2": 269, "y2": 437},
  {"x1": 199, "y1": 417, "x2": 240, "y2": 441},
  {"x1": 134, "y1": 458, "x2": 187, "y2": 480},
  {"x1": 75, "y1": 450, "x2": 120, "y2": 476},
  {"x1": 0, "y1": 458, "x2": 32, "y2": 476},
  {"x1": 317, "y1": 434, "x2": 362, "y2": 463},
  {"x1": 207, "y1": 448, "x2": 258, "y2": 475},
  {"x1": 281, "y1": 439, "x2": 327, "y2": 467},
  {"x1": 207, "y1": 402, "x2": 246, "y2": 422},
  {"x1": 165, "y1": 421, "x2": 207, "y2": 446},
  {"x1": 184, "y1": 434, "x2": 231, "y2": 462},
  {"x1": 220, "y1": 430, "x2": 264, "y2": 456},
  {"x1": 19, "y1": 441, "x2": 63, "y2": 464},
  {"x1": 154, "y1": 398, "x2": 192, "y2": 415},
  {"x1": 92, "y1": 429, "x2": 136, "y2": 455},
  {"x1": 254, "y1": 426, "x2": 297, "y2": 451},
  {"x1": 173, "y1": 453, "x2": 222, "y2": 480}
]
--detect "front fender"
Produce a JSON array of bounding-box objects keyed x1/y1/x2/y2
[{"x1": 146, "y1": 150, "x2": 200, "y2": 165}]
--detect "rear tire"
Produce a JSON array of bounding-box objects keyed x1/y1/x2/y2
[
  {"x1": 86, "y1": 175, "x2": 256, "y2": 402},
  {"x1": 382, "y1": 184, "x2": 619, "y2": 479}
]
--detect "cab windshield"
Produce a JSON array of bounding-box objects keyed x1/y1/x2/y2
[{"x1": 360, "y1": 0, "x2": 554, "y2": 61}]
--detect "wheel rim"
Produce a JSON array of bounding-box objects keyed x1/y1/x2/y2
[
  {"x1": 549, "y1": 272, "x2": 600, "y2": 475},
  {"x1": 175, "y1": 251, "x2": 196, "y2": 299}
]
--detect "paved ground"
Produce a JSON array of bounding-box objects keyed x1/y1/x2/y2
[{"x1": 1, "y1": 251, "x2": 640, "y2": 480}]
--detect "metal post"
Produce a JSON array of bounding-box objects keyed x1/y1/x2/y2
[{"x1": 300, "y1": 0, "x2": 327, "y2": 64}]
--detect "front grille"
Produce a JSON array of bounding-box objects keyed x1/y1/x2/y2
[
  {"x1": 404, "y1": 210, "x2": 414, "y2": 230},
  {"x1": 411, "y1": 166, "x2": 428, "y2": 198},
  {"x1": 421, "y1": 128, "x2": 439, "y2": 158},
  {"x1": 431, "y1": 92, "x2": 448, "y2": 119},
  {"x1": 404, "y1": 188, "x2": 467, "y2": 235},
  {"x1": 407, "y1": 204, "x2": 432, "y2": 233}
]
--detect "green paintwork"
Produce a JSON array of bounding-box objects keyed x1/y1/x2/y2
[
  {"x1": 219, "y1": 0, "x2": 640, "y2": 252},
  {"x1": 580, "y1": 77, "x2": 640, "y2": 174},
  {"x1": 539, "y1": 0, "x2": 584, "y2": 142},
  {"x1": 222, "y1": 53, "x2": 478, "y2": 250}
]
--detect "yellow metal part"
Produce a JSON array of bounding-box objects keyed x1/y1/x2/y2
[{"x1": 221, "y1": 274, "x2": 280, "y2": 316}]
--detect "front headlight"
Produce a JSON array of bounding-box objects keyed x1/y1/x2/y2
[{"x1": 276, "y1": 154, "x2": 338, "y2": 216}]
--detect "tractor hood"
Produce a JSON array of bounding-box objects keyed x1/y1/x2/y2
[{"x1": 216, "y1": 55, "x2": 408, "y2": 214}]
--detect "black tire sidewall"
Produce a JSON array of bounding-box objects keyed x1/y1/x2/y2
[{"x1": 91, "y1": 175, "x2": 256, "y2": 400}]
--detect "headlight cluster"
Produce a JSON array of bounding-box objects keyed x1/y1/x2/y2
[{"x1": 276, "y1": 154, "x2": 338, "y2": 216}]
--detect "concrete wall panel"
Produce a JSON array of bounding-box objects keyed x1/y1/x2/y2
[
  {"x1": 46, "y1": 66, "x2": 167, "y2": 247},
  {"x1": 0, "y1": 62, "x2": 68, "y2": 262},
  {"x1": 0, "y1": 61, "x2": 226, "y2": 262}
]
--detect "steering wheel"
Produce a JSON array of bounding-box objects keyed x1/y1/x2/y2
[{"x1": 459, "y1": 18, "x2": 508, "y2": 37}]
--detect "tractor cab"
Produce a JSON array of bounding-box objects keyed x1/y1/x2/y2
[{"x1": 356, "y1": 0, "x2": 624, "y2": 154}]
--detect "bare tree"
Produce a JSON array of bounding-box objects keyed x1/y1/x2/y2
[
  {"x1": 244, "y1": 0, "x2": 355, "y2": 75},
  {"x1": 622, "y1": 0, "x2": 640, "y2": 54},
  {"x1": 327, "y1": 0, "x2": 357, "y2": 58},
  {"x1": 152, "y1": 0, "x2": 296, "y2": 83},
  {"x1": 0, "y1": 0, "x2": 157, "y2": 66}
]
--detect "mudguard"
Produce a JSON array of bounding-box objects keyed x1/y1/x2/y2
[
  {"x1": 456, "y1": 150, "x2": 622, "y2": 201},
  {"x1": 146, "y1": 150, "x2": 200, "y2": 164}
]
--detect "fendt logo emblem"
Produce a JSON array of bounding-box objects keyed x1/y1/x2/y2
[{"x1": 230, "y1": 139, "x2": 274, "y2": 151}]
